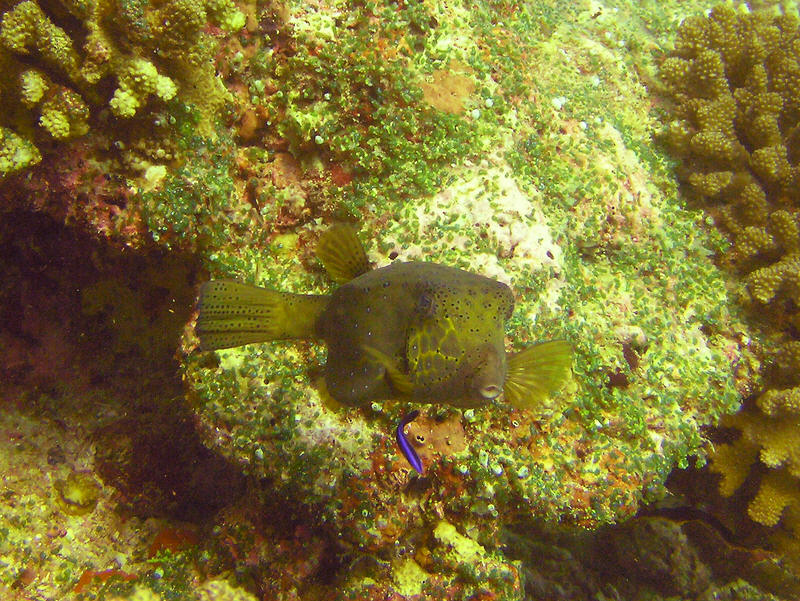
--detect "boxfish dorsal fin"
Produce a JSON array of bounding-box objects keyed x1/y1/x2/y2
[
  {"x1": 316, "y1": 224, "x2": 371, "y2": 284},
  {"x1": 503, "y1": 340, "x2": 572, "y2": 409}
]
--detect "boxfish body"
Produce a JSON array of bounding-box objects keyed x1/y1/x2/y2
[{"x1": 316, "y1": 261, "x2": 513, "y2": 407}]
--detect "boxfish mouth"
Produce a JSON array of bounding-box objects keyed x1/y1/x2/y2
[{"x1": 479, "y1": 384, "x2": 502, "y2": 399}]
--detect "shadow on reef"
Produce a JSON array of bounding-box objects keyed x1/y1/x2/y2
[
  {"x1": 503, "y1": 485, "x2": 800, "y2": 601},
  {"x1": 0, "y1": 210, "x2": 245, "y2": 522},
  {"x1": 202, "y1": 484, "x2": 347, "y2": 600},
  {"x1": 0, "y1": 210, "x2": 196, "y2": 391},
  {"x1": 0, "y1": 210, "x2": 371, "y2": 599}
]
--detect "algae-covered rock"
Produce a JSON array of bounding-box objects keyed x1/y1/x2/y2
[
  {"x1": 2, "y1": 1, "x2": 783, "y2": 600},
  {"x1": 181, "y1": 1, "x2": 755, "y2": 597}
]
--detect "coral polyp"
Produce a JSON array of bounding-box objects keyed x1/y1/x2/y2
[{"x1": 54, "y1": 471, "x2": 102, "y2": 515}]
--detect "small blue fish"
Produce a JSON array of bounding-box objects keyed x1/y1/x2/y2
[{"x1": 396, "y1": 410, "x2": 423, "y2": 474}]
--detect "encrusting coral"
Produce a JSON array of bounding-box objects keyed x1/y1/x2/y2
[
  {"x1": 659, "y1": 1, "x2": 800, "y2": 562},
  {"x1": 0, "y1": 0, "x2": 245, "y2": 176}
]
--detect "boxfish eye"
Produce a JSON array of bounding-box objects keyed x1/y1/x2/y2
[
  {"x1": 479, "y1": 384, "x2": 502, "y2": 399},
  {"x1": 417, "y1": 293, "x2": 435, "y2": 316}
]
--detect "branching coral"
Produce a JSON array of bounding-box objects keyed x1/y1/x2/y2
[
  {"x1": 711, "y1": 339, "x2": 800, "y2": 530},
  {"x1": 660, "y1": 5, "x2": 800, "y2": 274},
  {"x1": 0, "y1": 0, "x2": 244, "y2": 176},
  {"x1": 660, "y1": 2, "x2": 800, "y2": 560}
]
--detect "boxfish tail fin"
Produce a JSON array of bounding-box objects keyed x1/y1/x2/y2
[
  {"x1": 316, "y1": 224, "x2": 371, "y2": 284},
  {"x1": 503, "y1": 340, "x2": 572, "y2": 410},
  {"x1": 196, "y1": 280, "x2": 329, "y2": 350}
]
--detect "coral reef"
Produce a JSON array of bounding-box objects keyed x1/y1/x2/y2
[
  {"x1": 4, "y1": 0, "x2": 794, "y2": 599},
  {"x1": 0, "y1": 0, "x2": 251, "y2": 261},
  {"x1": 0, "y1": 0, "x2": 244, "y2": 177},
  {"x1": 658, "y1": 1, "x2": 800, "y2": 567}
]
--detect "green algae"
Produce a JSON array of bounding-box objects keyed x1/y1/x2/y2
[
  {"x1": 262, "y1": 2, "x2": 479, "y2": 206},
  {"x1": 136, "y1": 136, "x2": 243, "y2": 252},
  {"x1": 182, "y1": 3, "x2": 758, "y2": 561}
]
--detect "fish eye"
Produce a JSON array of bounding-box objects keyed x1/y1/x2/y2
[
  {"x1": 479, "y1": 384, "x2": 501, "y2": 399},
  {"x1": 417, "y1": 293, "x2": 434, "y2": 316}
]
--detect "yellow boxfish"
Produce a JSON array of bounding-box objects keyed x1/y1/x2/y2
[{"x1": 196, "y1": 225, "x2": 571, "y2": 410}]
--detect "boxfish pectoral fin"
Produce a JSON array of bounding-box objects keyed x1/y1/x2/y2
[
  {"x1": 362, "y1": 345, "x2": 414, "y2": 395},
  {"x1": 315, "y1": 224, "x2": 371, "y2": 284},
  {"x1": 314, "y1": 376, "x2": 345, "y2": 412},
  {"x1": 503, "y1": 340, "x2": 573, "y2": 410}
]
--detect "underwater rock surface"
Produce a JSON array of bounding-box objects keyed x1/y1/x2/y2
[
  {"x1": 3, "y1": 0, "x2": 795, "y2": 600},
  {"x1": 180, "y1": 0, "x2": 756, "y2": 598}
]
